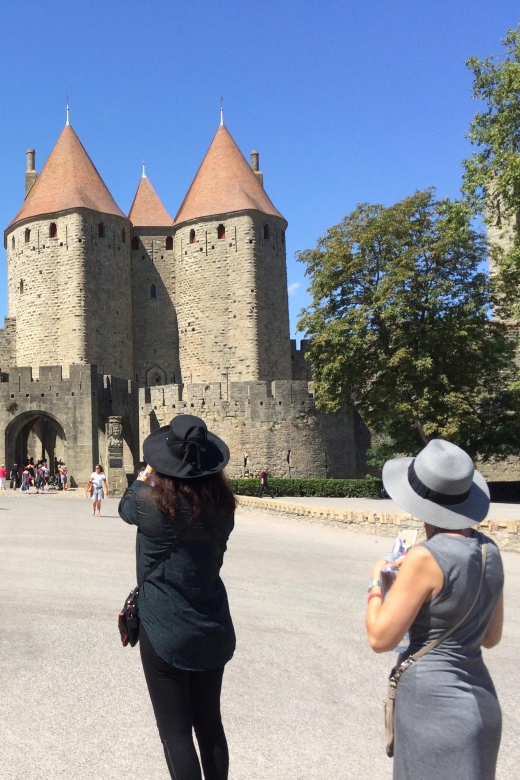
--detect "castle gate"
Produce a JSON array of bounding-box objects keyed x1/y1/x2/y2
[{"x1": 5, "y1": 411, "x2": 67, "y2": 473}]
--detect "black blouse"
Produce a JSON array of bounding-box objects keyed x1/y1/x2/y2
[{"x1": 118, "y1": 480, "x2": 236, "y2": 670}]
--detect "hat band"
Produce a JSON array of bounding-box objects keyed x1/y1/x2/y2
[{"x1": 408, "y1": 461, "x2": 471, "y2": 506}]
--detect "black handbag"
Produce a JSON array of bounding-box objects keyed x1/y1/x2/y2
[{"x1": 118, "y1": 515, "x2": 194, "y2": 647}]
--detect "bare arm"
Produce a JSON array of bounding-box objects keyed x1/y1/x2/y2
[
  {"x1": 366, "y1": 546, "x2": 443, "y2": 653},
  {"x1": 482, "y1": 594, "x2": 504, "y2": 649}
]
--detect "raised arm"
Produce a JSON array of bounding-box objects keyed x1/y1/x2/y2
[{"x1": 366, "y1": 546, "x2": 443, "y2": 653}]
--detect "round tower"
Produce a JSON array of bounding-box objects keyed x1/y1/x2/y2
[
  {"x1": 4, "y1": 124, "x2": 133, "y2": 379},
  {"x1": 173, "y1": 124, "x2": 291, "y2": 384}
]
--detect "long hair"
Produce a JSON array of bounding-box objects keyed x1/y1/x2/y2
[{"x1": 151, "y1": 470, "x2": 236, "y2": 521}]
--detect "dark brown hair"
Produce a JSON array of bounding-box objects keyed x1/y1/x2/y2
[{"x1": 151, "y1": 470, "x2": 236, "y2": 521}]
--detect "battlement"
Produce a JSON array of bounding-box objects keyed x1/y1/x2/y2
[
  {"x1": 141, "y1": 379, "x2": 316, "y2": 422},
  {"x1": 0, "y1": 364, "x2": 97, "y2": 392},
  {"x1": 290, "y1": 339, "x2": 312, "y2": 381}
]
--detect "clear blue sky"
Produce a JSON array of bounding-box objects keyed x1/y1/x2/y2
[{"x1": 1, "y1": 1, "x2": 518, "y2": 337}]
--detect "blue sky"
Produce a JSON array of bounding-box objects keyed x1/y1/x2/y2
[{"x1": 0, "y1": 1, "x2": 518, "y2": 337}]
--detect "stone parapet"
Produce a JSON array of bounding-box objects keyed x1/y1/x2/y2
[{"x1": 237, "y1": 496, "x2": 520, "y2": 552}]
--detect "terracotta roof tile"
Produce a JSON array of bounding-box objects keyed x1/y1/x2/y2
[
  {"x1": 128, "y1": 175, "x2": 172, "y2": 226},
  {"x1": 174, "y1": 125, "x2": 285, "y2": 225},
  {"x1": 8, "y1": 125, "x2": 125, "y2": 227}
]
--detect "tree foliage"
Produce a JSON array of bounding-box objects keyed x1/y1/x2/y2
[
  {"x1": 297, "y1": 189, "x2": 519, "y2": 460},
  {"x1": 462, "y1": 25, "x2": 520, "y2": 319}
]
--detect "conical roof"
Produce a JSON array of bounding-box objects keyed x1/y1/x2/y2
[
  {"x1": 129, "y1": 174, "x2": 172, "y2": 226},
  {"x1": 8, "y1": 124, "x2": 126, "y2": 227},
  {"x1": 174, "y1": 125, "x2": 285, "y2": 225}
]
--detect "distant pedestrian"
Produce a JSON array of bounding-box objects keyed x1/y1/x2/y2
[
  {"x1": 59, "y1": 465, "x2": 68, "y2": 491},
  {"x1": 20, "y1": 468, "x2": 30, "y2": 494},
  {"x1": 0, "y1": 464, "x2": 6, "y2": 490},
  {"x1": 90, "y1": 464, "x2": 109, "y2": 516},
  {"x1": 258, "y1": 465, "x2": 271, "y2": 498},
  {"x1": 10, "y1": 464, "x2": 19, "y2": 490}
]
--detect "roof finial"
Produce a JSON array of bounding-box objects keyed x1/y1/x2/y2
[
  {"x1": 142, "y1": 161, "x2": 146, "y2": 178},
  {"x1": 66, "y1": 91, "x2": 70, "y2": 126},
  {"x1": 220, "y1": 96, "x2": 224, "y2": 126}
]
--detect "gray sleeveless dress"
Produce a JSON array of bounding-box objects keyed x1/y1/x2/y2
[{"x1": 393, "y1": 531, "x2": 504, "y2": 780}]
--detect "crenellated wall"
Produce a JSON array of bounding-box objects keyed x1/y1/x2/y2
[{"x1": 139, "y1": 379, "x2": 363, "y2": 478}]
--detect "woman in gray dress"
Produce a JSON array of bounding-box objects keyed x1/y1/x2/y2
[{"x1": 366, "y1": 439, "x2": 504, "y2": 780}]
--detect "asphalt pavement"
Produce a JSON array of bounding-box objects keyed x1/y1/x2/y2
[{"x1": 0, "y1": 493, "x2": 518, "y2": 780}]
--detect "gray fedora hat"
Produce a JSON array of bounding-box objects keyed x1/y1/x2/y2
[{"x1": 382, "y1": 439, "x2": 490, "y2": 530}]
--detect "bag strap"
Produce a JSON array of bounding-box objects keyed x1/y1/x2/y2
[
  {"x1": 409, "y1": 539, "x2": 487, "y2": 664},
  {"x1": 138, "y1": 514, "x2": 194, "y2": 588}
]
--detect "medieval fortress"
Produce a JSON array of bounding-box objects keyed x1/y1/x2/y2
[{"x1": 0, "y1": 118, "x2": 367, "y2": 489}]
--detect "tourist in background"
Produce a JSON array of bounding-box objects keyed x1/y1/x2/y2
[
  {"x1": 119, "y1": 415, "x2": 236, "y2": 780},
  {"x1": 0, "y1": 464, "x2": 6, "y2": 490},
  {"x1": 10, "y1": 464, "x2": 19, "y2": 490},
  {"x1": 90, "y1": 464, "x2": 108, "y2": 516},
  {"x1": 59, "y1": 465, "x2": 68, "y2": 491},
  {"x1": 366, "y1": 439, "x2": 504, "y2": 780},
  {"x1": 257, "y1": 465, "x2": 271, "y2": 498},
  {"x1": 20, "y1": 467, "x2": 31, "y2": 494}
]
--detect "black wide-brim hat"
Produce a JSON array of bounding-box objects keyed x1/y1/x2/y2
[{"x1": 143, "y1": 414, "x2": 230, "y2": 479}]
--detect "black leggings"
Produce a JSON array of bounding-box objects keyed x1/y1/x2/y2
[{"x1": 139, "y1": 626, "x2": 229, "y2": 780}]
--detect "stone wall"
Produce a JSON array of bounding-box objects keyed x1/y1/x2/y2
[
  {"x1": 173, "y1": 211, "x2": 291, "y2": 384},
  {"x1": 0, "y1": 317, "x2": 16, "y2": 371},
  {"x1": 130, "y1": 226, "x2": 180, "y2": 386},
  {"x1": 5, "y1": 208, "x2": 133, "y2": 380},
  {"x1": 290, "y1": 339, "x2": 312, "y2": 380},
  {"x1": 139, "y1": 379, "x2": 365, "y2": 478}
]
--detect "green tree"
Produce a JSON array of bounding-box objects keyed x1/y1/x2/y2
[
  {"x1": 297, "y1": 189, "x2": 519, "y2": 461},
  {"x1": 462, "y1": 25, "x2": 520, "y2": 319}
]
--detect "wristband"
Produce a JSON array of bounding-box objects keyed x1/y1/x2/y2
[{"x1": 367, "y1": 593, "x2": 383, "y2": 603}]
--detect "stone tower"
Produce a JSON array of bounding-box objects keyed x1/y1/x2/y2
[
  {"x1": 172, "y1": 123, "x2": 292, "y2": 384},
  {"x1": 4, "y1": 123, "x2": 133, "y2": 379},
  {"x1": 129, "y1": 167, "x2": 181, "y2": 386}
]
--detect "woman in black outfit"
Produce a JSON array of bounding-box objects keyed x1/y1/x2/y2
[{"x1": 119, "y1": 415, "x2": 236, "y2": 780}]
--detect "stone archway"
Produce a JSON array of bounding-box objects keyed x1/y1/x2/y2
[{"x1": 5, "y1": 411, "x2": 67, "y2": 474}]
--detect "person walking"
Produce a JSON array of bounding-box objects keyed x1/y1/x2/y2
[
  {"x1": 0, "y1": 464, "x2": 6, "y2": 490},
  {"x1": 257, "y1": 465, "x2": 271, "y2": 498},
  {"x1": 366, "y1": 439, "x2": 504, "y2": 780},
  {"x1": 20, "y1": 467, "x2": 31, "y2": 494},
  {"x1": 10, "y1": 464, "x2": 19, "y2": 490},
  {"x1": 118, "y1": 414, "x2": 236, "y2": 780},
  {"x1": 90, "y1": 465, "x2": 109, "y2": 516}
]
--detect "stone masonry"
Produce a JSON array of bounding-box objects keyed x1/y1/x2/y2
[{"x1": 140, "y1": 380, "x2": 363, "y2": 478}]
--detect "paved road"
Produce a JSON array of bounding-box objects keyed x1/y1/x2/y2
[{"x1": 0, "y1": 494, "x2": 518, "y2": 780}]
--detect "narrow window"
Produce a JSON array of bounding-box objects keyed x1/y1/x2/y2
[
  {"x1": 49, "y1": 222, "x2": 57, "y2": 238},
  {"x1": 98, "y1": 223, "x2": 105, "y2": 238},
  {"x1": 25, "y1": 228, "x2": 31, "y2": 243},
  {"x1": 263, "y1": 224, "x2": 269, "y2": 240},
  {"x1": 19, "y1": 280, "x2": 24, "y2": 294},
  {"x1": 165, "y1": 236, "x2": 173, "y2": 250},
  {"x1": 131, "y1": 236, "x2": 139, "y2": 250},
  {"x1": 217, "y1": 224, "x2": 226, "y2": 239},
  {"x1": 151, "y1": 284, "x2": 157, "y2": 299},
  {"x1": 189, "y1": 229, "x2": 196, "y2": 244},
  {"x1": 281, "y1": 231, "x2": 285, "y2": 245},
  {"x1": 122, "y1": 228, "x2": 126, "y2": 243},
  {"x1": 11, "y1": 236, "x2": 15, "y2": 249}
]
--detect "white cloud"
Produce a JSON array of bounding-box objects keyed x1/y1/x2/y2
[{"x1": 287, "y1": 282, "x2": 300, "y2": 295}]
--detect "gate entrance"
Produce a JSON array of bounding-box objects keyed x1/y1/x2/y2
[{"x1": 5, "y1": 412, "x2": 67, "y2": 473}]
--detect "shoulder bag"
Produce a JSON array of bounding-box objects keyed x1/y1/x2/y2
[
  {"x1": 384, "y1": 540, "x2": 487, "y2": 757},
  {"x1": 118, "y1": 515, "x2": 194, "y2": 647}
]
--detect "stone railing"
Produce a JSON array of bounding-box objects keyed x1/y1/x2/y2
[{"x1": 237, "y1": 496, "x2": 520, "y2": 552}]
